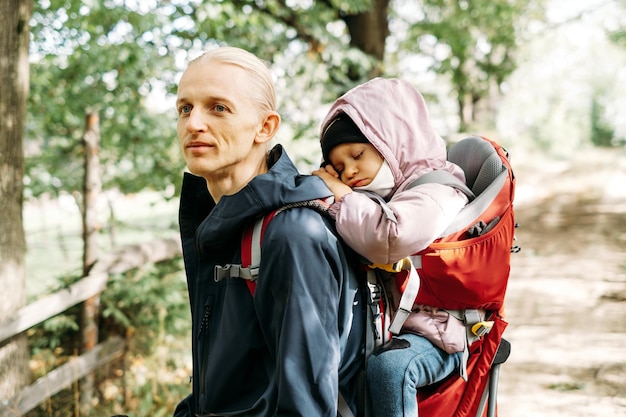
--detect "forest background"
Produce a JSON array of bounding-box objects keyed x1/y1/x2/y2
[{"x1": 1, "y1": 0, "x2": 625, "y2": 416}]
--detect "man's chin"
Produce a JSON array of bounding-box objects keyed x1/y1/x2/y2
[{"x1": 186, "y1": 162, "x2": 213, "y2": 179}]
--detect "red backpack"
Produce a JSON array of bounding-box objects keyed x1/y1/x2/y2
[
  {"x1": 364, "y1": 135, "x2": 517, "y2": 417},
  {"x1": 412, "y1": 135, "x2": 516, "y2": 312},
  {"x1": 232, "y1": 136, "x2": 517, "y2": 417},
  {"x1": 373, "y1": 134, "x2": 516, "y2": 335}
]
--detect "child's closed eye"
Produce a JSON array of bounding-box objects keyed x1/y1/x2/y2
[{"x1": 332, "y1": 165, "x2": 343, "y2": 176}]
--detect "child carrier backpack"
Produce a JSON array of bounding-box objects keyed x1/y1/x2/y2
[
  {"x1": 364, "y1": 135, "x2": 517, "y2": 417},
  {"x1": 223, "y1": 135, "x2": 517, "y2": 417}
]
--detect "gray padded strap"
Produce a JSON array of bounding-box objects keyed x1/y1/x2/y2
[
  {"x1": 388, "y1": 258, "x2": 420, "y2": 334},
  {"x1": 440, "y1": 170, "x2": 507, "y2": 236},
  {"x1": 407, "y1": 170, "x2": 475, "y2": 201},
  {"x1": 249, "y1": 216, "x2": 264, "y2": 278},
  {"x1": 354, "y1": 190, "x2": 398, "y2": 223}
]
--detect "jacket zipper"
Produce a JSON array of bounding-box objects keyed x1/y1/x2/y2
[{"x1": 198, "y1": 303, "x2": 212, "y2": 396}]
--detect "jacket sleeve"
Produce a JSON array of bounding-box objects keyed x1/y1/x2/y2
[
  {"x1": 329, "y1": 183, "x2": 468, "y2": 264},
  {"x1": 253, "y1": 208, "x2": 351, "y2": 417}
]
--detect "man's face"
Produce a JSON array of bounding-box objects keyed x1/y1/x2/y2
[{"x1": 176, "y1": 60, "x2": 264, "y2": 180}]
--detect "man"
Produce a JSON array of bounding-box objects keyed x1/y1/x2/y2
[{"x1": 173, "y1": 46, "x2": 364, "y2": 417}]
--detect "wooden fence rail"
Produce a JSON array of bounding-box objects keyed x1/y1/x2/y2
[
  {"x1": 0, "y1": 272, "x2": 109, "y2": 345},
  {"x1": 0, "y1": 337, "x2": 126, "y2": 417},
  {"x1": 0, "y1": 236, "x2": 182, "y2": 416}
]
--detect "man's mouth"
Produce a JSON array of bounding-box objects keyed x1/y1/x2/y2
[{"x1": 187, "y1": 140, "x2": 212, "y2": 148}]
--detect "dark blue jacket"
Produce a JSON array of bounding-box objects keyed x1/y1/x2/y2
[{"x1": 174, "y1": 145, "x2": 364, "y2": 417}]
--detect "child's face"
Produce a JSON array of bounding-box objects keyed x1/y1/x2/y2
[{"x1": 328, "y1": 143, "x2": 385, "y2": 188}]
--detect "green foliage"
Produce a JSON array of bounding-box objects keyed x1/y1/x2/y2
[
  {"x1": 590, "y1": 97, "x2": 620, "y2": 147},
  {"x1": 546, "y1": 381, "x2": 586, "y2": 392},
  {"x1": 26, "y1": 0, "x2": 548, "y2": 199},
  {"x1": 28, "y1": 271, "x2": 84, "y2": 354},
  {"x1": 401, "y1": 0, "x2": 545, "y2": 130},
  {"x1": 26, "y1": 258, "x2": 190, "y2": 417},
  {"x1": 27, "y1": 0, "x2": 183, "y2": 199},
  {"x1": 99, "y1": 258, "x2": 189, "y2": 354},
  {"x1": 28, "y1": 305, "x2": 81, "y2": 354},
  {"x1": 26, "y1": 0, "x2": 385, "y2": 200},
  {"x1": 609, "y1": 29, "x2": 626, "y2": 46},
  {"x1": 607, "y1": 0, "x2": 626, "y2": 47},
  {"x1": 28, "y1": 257, "x2": 188, "y2": 357},
  {"x1": 167, "y1": 0, "x2": 377, "y2": 129}
]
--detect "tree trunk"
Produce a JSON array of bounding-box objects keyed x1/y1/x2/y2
[
  {"x1": 343, "y1": 0, "x2": 390, "y2": 77},
  {"x1": 459, "y1": 92, "x2": 474, "y2": 133},
  {"x1": 80, "y1": 112, "x2": 102, "y2": 413},
  {"x1": 0, "y1": 0, "x2": 32, "y2": 400}
]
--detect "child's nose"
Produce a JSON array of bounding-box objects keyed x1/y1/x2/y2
[{"x1": 343, "y1": 164, "x2": 357, "y2": 180}]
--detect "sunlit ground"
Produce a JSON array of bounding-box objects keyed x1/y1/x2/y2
[{"x1": 498, "y1": 145, "x2": 626, "y2": 417}]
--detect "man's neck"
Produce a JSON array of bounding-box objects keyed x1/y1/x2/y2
[{"x1": 205, "y1": 156, "x2": 269, "y2": 203}]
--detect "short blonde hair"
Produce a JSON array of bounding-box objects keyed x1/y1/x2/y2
[{"x1": 191, "y1": 47, "x2": 277, "y2": 116}]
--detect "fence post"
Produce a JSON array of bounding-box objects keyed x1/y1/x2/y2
[{"x1": 80, "y1": 111, "x2": 101, "y2": 413}]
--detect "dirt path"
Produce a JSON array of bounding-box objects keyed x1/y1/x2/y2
[{"x1": 497, "y1": 147, "x2": 626, "y2": 416}]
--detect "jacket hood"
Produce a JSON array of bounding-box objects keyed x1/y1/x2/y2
[
  {"x1": 181, "y1": 145, "x2": 332, "y2": 251},
  {"x1": 217, "y1": 145, "x2": 331, "y2": 216},
  {"x1": 320, "y1": 78, "x2": 465, "y2": 191}
]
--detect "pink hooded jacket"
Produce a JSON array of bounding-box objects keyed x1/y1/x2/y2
[{"x1": 320, "y1": 78, "x2": 469, "y2": 264}]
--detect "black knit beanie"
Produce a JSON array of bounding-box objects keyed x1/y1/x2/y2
[{"x1": 321, "y1": 114, "x2": 370, "y2": 163}]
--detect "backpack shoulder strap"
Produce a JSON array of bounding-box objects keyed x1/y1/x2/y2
[
  {"x1": 241, "y1": 198, "x2": 331, "y2": 295},
  {"x1": 240, "y1": 198, "x2": 355, "y2": 417},
  {"x1": 387, "y1": 257, "x2": 422, "y2": 335},
  {"x1": 407, "y1": 170, "x2": 476, "y2": 201},
  {"x1": 241, "y1": 210, "x2": 280, "y2": 295}
]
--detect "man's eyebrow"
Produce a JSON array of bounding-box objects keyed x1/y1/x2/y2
[
  {"x1": 211, "y1": 95, "x2": 236, "y2": 108},
  {"x1": 175, "y1": 95, "x2": 236, "y2": 108}
]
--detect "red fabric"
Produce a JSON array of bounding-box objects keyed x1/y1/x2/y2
[
  {"x1": 410, "y1": 137, "x2": 516, "y2": 311},
  {"x1": 417, "y1": 315, "x2": 508, "y2": 417},
  {"x1": 414, "y1": 205, "x2": 515, "y2": 310},
  {"x1": 241, "y1": 211, "x2": 278, "y2": 296},
  {"x1": 385, "y1": 137, "x2": 515, "y2": 415}
]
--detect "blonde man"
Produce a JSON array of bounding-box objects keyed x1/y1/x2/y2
[{"x1": 173, "y1": 47, "x2": 363, "y2": 417}]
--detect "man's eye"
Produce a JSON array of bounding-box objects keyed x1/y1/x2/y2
[
  {"x1": 180, "y1": 104, "x2": 192, "y2": 115},
  {"x1": 214, "y1": 104, "x2": 226, "y2": 112}
]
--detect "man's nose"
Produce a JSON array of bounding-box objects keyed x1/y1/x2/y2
[{"x1": 185, "y1": 109, "x2": 206, "y2": 133}]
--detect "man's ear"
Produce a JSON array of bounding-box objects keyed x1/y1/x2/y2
[{"x1": 254, "y1": 111, "x2": 281, "y2": 144}]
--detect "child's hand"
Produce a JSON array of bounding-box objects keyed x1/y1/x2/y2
[
  {"x1": 320, "y1": 164, "x2": 340, "y2": 178},
  {"x1": 312, "y1": 166, "x2": 352, "y2": 200}
]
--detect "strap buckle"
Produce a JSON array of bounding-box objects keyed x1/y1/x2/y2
[{"x1": 214, "y1": 264, "x2": 258, "y2": 282}]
